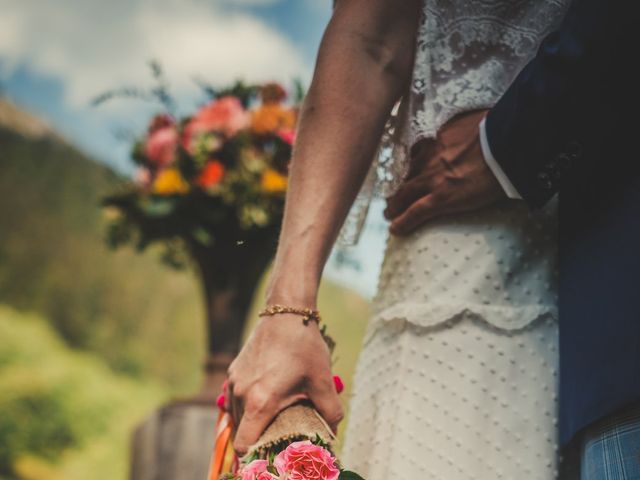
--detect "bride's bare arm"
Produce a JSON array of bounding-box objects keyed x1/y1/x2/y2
[{"x1": 228, "y1": 0, "x2": 420, "y2": 454}]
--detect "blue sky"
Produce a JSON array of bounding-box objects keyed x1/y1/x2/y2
[
  {"x1": 0, "y1": 0, "x2": 329, "y2": 170},
  {"x1": 0, "y1": 0, "x2": 387, "y2": 297}
]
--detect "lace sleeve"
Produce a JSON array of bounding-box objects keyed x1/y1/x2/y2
[{"x1": 337, "y1": 0, "x2": 569, "y2": 246}]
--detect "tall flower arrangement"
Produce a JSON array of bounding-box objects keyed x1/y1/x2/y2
[
  {"x1": 107, "y1": 82, "x2": 296, "y2": 246},
  {"x1": 101, "y1": 77, "x2": 301, "y2": 398}
]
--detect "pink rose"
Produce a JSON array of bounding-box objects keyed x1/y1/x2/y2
[
  {"x1": 145, "y1": 126, "x2": 178, "y2": 167},
  {"x1": 239, "y1": 460, "x2": 276, "y2": 480},
  {"x1": 256, "y1": 473, "x2": 278, "y2": 480},
  {"x1": 274, "y1": 441, "x2": 339, "y2": 480},
  {"x1": 182, "y1": 96, "x2": 249, "y2": 152}
]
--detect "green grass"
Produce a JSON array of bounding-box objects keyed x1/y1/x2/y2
[
  {"x1": 0, "y1": 305, "x2": 168, "y2": 480},
  {"x1": 0, "y1": 125, "x2": 205, "y2": 392}
]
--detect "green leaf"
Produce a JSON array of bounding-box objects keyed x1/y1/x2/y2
[
  {"x1": 191, "y1": 227, "x2": 214, "y2": 247},
  {"x1": 339, "y1": 470, "x2": 366, "y2": 480},
  {"x1": 267, "y1": 465, "x2": 279, "y2": 476},
  {"x1": 140, "y1": 196, "x2": 178, "y2": 217}
]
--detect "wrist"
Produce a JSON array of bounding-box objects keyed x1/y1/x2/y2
[
  {"x1": 265, "y1": 291, "x2": 318, "y2": 309},
  {"x1": 265, "y1": 270, "x2": 319, "y2": 309}
]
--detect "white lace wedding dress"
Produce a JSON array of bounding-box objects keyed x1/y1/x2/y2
[{"x1": 340, "y1": 1, "x2": 569, "y2": 479}]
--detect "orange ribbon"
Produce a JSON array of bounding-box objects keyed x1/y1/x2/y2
[{"x1": 207, "y1": 410, "x2": 237, "y2": 480}]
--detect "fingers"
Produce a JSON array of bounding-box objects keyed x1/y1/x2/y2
[
  {"x1": 308, "y1": 375, "x2": 344, "y2": 433},
  {"x1": 384, "y1": 177, "x2": 433, "y2": 220},
  {"x1": 389, "y1": 194, "x2": 442, "y2": 236},
  {"x1": 405, "y1": 138, "x2": 435, "y2": 180},
  {"x1": 231, "y1": 386, "x2": 279, "y2": 455}
]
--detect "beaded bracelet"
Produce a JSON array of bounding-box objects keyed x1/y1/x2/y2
[{"x1": 258, "y1": 304, "x2": 321, "y2": 326}]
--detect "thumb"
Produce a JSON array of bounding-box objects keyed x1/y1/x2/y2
[{"x1": 308, "y1": 375, "x2": 344, "y2": 433}]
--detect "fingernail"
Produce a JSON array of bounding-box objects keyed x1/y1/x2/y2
[
  {"x1": 333, "y1": 375, "x2": 344, "y2": 394},
  {"x1": 216, "y1": 393, "x2": 226, "y2": 410}
]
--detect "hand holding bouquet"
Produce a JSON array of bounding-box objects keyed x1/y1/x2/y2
[{"x1": 208, "y1": 320, "x2": 364, "y2": 480}]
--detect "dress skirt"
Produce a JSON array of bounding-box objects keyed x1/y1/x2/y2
[{"x1": 340, "y1": 199, "x2": 560, "y2": 480}]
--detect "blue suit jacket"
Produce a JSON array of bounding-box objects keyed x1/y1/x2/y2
[{"x1": 485, "y1": 0, "x2": 638, "y2": 445}]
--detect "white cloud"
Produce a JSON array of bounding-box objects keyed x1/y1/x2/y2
[{"x1": 0, "y1": 0, "x2": 309, "y2": 109}]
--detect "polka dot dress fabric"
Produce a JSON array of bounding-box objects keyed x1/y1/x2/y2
[{"x1": 341, "y1": 200, "x2": 560, "y2": 479}]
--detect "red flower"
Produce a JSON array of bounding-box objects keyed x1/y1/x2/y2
[
  {"x1": 197, "y1": 160, "x2": 225, "y2": 188},
  {"x1": 260, "y1": 83, "x2": 287, "y2": 104},
  {"x1": 148, "y1": 113, "x2": 175, "y2": 134}
]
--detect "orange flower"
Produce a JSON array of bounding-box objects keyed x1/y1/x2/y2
[
  {"x1": 153, "y1": 168, "x2": 189, "y2": 195},
  {"x1": 251, "y1": 104, "x2": 296, "y2": 135},
  {"x1": 197, "y1": 160, "x2": 225, "y2": 188},
  {"x1": 261, "y1": 168, "x2": 288, "y2": 193}
]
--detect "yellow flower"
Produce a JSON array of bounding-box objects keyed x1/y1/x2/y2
[
  {"x1": 102, "y1": 206, "x2": 122, "y2": 221},
  {"x1": 153, "y1": 168, "x2": 189, "y2": 195},
  {"x1": 251, "y1": 104, "x2": 295, "y2": 134},
  {"x1": 261, "y1": 168, "x2": 288, "y2": 193}
]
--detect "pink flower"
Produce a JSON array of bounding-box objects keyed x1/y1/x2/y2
[
  {"x1": 239, "y1": 460, "x2": 277, "y2": 480},
  {"x1": 182, "y1": 96, "x2": 249, "y2": 152},
  {"x1": 135, "y1": 168, "x2": 152, "y2": 187},
  {"x1": 274, "y1": 441, "x2": 339, "y2": 480},
  {"x1": 277, "y1": 128, "x2": 296, "y2": 145},
  {"x1": 256, "y1": 473, "x2": 278, "y2": 480},
  {"x1": 145, "y1": 126, "x2": 178, "y2": 167}
]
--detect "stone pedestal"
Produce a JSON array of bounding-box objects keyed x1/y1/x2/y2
[{"x1": 129, "y1": 401, "x2": 218, "y2": 480}]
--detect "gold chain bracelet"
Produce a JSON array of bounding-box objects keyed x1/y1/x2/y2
[{"x1": 258, "y1": 304, "x2": 321, "y2": 326}]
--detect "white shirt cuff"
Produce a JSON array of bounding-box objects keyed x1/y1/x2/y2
[{"x1": 479, "y1": 117, "x2": 523, "y2": 200}]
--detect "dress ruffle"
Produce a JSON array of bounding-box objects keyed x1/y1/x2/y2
[{"x1": 364, "y1": 301, "x2": 557, "y2": 344}]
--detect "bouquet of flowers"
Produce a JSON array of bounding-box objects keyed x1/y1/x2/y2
[
  {"x1": 103, "y1": 80, "x2": 298, "y2": 262},
  {"x1": 208, "y1": 328, "x2": 364, "y2": 480},
  {"x1": 100, "y1": 78, "x2": 302, "y2": 373},
  {"x1": 211, "y1": 384, "x2": 364, "y2": 480}
]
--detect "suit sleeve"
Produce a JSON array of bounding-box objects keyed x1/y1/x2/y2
[{"x1": 484, "y1": 0, "x2": 629, "y2": 207}]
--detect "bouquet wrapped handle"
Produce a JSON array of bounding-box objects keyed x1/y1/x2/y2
[
  {"x1": 245, "y1": 401, "x2": 336, "y2": 460},
  {"x1": 207, "y1": 401, "x2": 335, "y2": 480}
]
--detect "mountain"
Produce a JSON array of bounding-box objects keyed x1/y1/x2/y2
[
  {"x1": 0, "y1": 98, "x2": 57, "y2": 140},
  {"x1": 0, "y1": 97, "x2": 205, "y2": 389}
]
